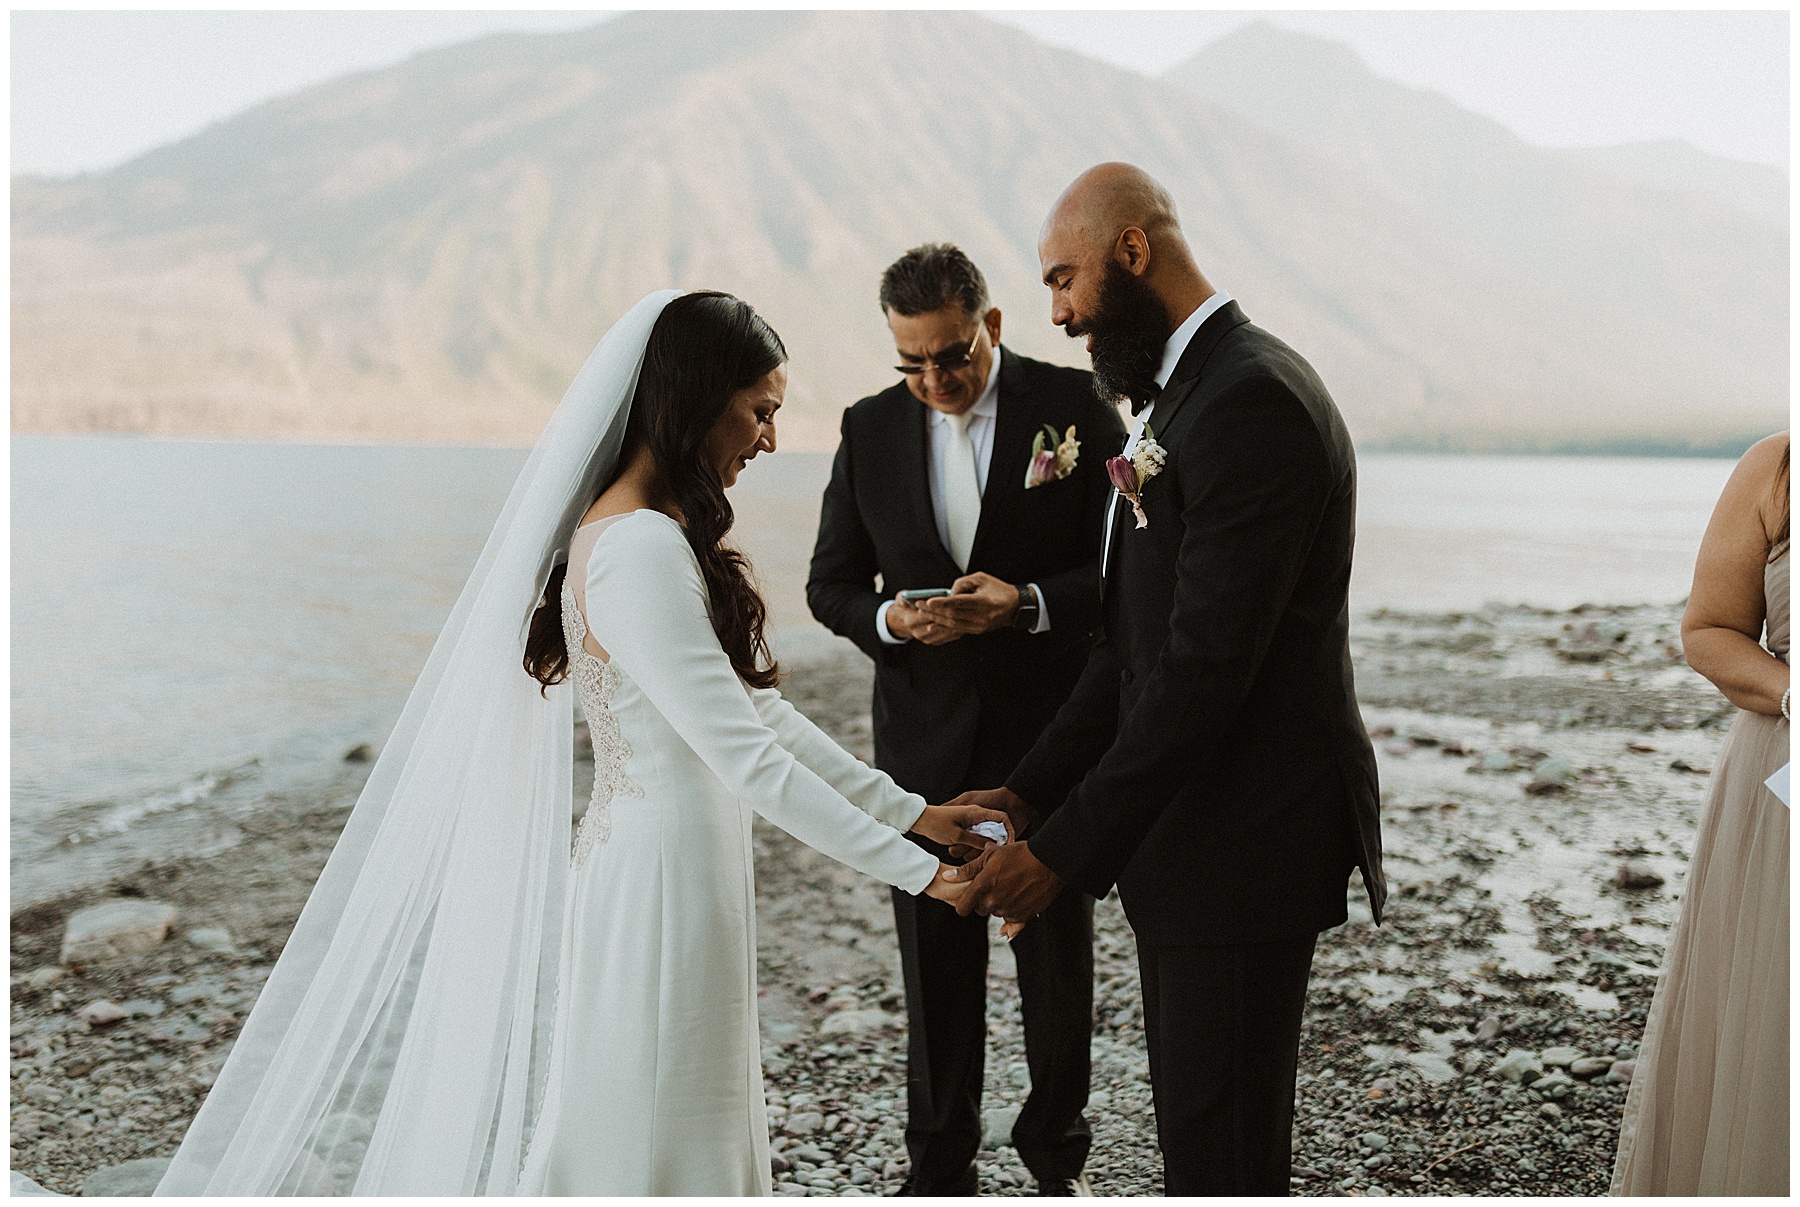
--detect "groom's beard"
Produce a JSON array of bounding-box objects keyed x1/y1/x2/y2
[{"x1": 1069, "y1": 261, "x2": 1169, "y2": 410}]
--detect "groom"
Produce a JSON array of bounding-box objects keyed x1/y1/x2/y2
[{"x1": 948, "y1": 164, "x2": 1386, "y2": 1196}]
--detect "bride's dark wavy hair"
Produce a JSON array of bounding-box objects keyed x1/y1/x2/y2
[{"x1": 524, "y1": 291, "x2": 787, "y2": 692}]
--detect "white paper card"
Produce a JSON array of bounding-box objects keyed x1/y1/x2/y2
[{"x1": 1765, "y1": 762, "x2": 1790, "y2": 807}]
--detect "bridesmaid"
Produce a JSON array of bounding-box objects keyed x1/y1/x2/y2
[{"x1": 1610, "y1": 433, "x2": 1789, "y2": 1196}]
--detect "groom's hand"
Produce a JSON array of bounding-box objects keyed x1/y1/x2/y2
[
  {"x1": 940, "y1": 787, "x2": 1032, "y2": 859},
  {"x1": 946, "y1": 840, "x2": 1063, "y2": 922}
]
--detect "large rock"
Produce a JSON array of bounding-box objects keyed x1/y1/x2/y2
[
  {"x1": 81, "y1": 1158, "x2": 171, "y2": 1196},
  {"x1": 60, "y1": 900, "x2": 178, "y2": 964}
]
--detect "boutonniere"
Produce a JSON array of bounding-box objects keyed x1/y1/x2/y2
[
  {"x1": 1105, "y1": 426, "x2": 1167, "y2": 529},
  {"x1": 1024, "y1": 423, "x2": 1081, "y2": 489}
]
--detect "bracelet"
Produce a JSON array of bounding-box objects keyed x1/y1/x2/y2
[{"x1": 1783, "y1": 688, "x2": 1791, "y2": 721}]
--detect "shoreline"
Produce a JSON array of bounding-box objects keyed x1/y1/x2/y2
[
  {"x1": 11, "y1": 428, "x2": 1759, "y2": 460},
  {"x1": 10, "y1": 600, "x2": 1733, "y2": 1195}
]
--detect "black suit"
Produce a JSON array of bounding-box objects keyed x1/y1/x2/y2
[
  {"x1": 808, "y1": 347, "x2": 1125, "y2": 1189},
  {"x1": 1006, "y1": 302, "x2": 1385, "y2": 1195}
]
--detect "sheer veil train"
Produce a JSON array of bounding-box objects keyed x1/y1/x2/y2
[{"x1": 155, "y1": 291, "x2": 680, "y2": 1195}]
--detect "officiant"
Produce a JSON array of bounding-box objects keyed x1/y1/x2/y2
[{"x1": 808, "y1": 244, "x2": 1125, "y2": 1196}]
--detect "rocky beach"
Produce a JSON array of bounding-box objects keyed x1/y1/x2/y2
[{"x1": 11, "y1": 600, "x2": 1734, "y2": 1196}]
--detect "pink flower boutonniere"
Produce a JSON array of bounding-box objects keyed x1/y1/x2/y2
[
  {"x1": 1024, "y1": 424, "x2": 1081, "y2": 489},
  {"x1": 1105, "y1": 425, "x2": 1167, "y2": 529}
]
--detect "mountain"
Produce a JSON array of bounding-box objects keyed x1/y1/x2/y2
[
  {"x1": 1163, "y1": 20, "x2": 1786, "y2": 445},
  {"x1": 1559, "y1": 139, "x2": 1787, "y2": 227},
  {"x1": 13, "y1": 10, "x2": 1785, "y2": 452}
]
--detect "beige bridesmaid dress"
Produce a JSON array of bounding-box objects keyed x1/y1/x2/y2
[{"x1": 1610, "y1": 547, "x2": 1789, "y2": 1196}]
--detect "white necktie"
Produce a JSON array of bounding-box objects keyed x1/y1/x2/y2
[{"x1": 942, "y1": 410, "x2": 982, "y2": 571}]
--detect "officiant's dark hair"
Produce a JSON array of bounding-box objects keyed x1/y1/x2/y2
[
  {"x1": 526, "y1": 291, "x2": 787, "y2": 692},
  {"x1": 879, "y1": 243, "x2": 990, "y2": 320}
]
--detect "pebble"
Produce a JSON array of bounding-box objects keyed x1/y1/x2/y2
[
  {"x1": 74, "y1": 999, "x2": 128, "y2": 1027},
  {"x1": 59, "y1": 900, "x2": 179, "y2": 965},
  {"x1": 24, "y1": 966, "x2": 66, "y2": 990},
  {"x1": 1473, "y1": 1014, "x2": 1503, "y2": 1044},
  {"x1": 784, "y1": 1111, "x2": 823, "y2": 1137},
  {"x1": 1613, "y1": 861, "x2": 1665, "y2": 890},
  {"x1": 982, "y1": 1106, "x2": 1021, "y2": 1149},
  {"x1": 1531, "y1": 1072, "x2": 1574, "y2": 1099},
  {"x1": 818, "y1": 1008, "x2": 899, "y2": 1037},
  {"x1": 1539, "y1": 1045, "x2": 1583, "y2": 1067},
  {"x1": 1570, "y1": 1056, "x2": 1614, "y2": 1078},
  {"x1": 1606, "y1": 1059, "x2": 1637, "y2": 1084},
  {"x1": 1533, "y1": 756, "x2": 1575, "y2": 783},
  {"x1": 184, "y1": 927, "x2": 235, "y2": 953},
  {"x1": 343, "y1": 743, "x2": 373, "y2": 763},
  {"x1": 1493, "y1": 1049, "x2": 1543, "y2": 1082}
]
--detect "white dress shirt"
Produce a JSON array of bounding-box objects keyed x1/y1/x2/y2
[
  {"x1": 1101, "y1": 290, "x2": 1233, "y2": 577},
  {"x1": 877, "y1": 351, "x2": 1051, "y2": 643}
]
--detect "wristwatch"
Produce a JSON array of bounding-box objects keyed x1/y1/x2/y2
[{"x1": 1012, "y1": 583, "x2": 1040, "y2": 631}]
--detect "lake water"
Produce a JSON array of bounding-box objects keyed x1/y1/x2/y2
[{"x1": 10, "y1": 435, "x2": 1735, "y2": 905}]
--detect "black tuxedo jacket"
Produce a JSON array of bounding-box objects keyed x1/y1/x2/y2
[
  {"x1": 807, "y1": 348, "x2": 1127, "y2": 805},
  {"x1": 1006, "y1": 302, "x2": 1386, "y2": 946}
]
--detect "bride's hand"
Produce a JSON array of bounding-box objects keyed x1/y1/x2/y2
[
  {"x1": 910, "y1": 802, "x2": 1014, "y2": 852},
  {"x1": 922, "y1": 862, "x2": 970, "y2": 905}
]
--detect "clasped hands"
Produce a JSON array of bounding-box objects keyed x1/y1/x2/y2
[
  {"x1": 915, "y1": 788, "x2": 1063, "y2": 940},
  {"x1": 886, "y1": 572, "x2": 1018, "y2": 645}
]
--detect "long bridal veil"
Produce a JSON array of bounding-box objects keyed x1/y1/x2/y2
[{"x1": 156, "y1": 290, "x2": 679, "y2": 1196}]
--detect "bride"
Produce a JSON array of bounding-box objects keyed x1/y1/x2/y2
[{"x1": 155, "y1": 291, "x2": 1008, "y2": 1196}]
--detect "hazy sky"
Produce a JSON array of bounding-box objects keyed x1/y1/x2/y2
[{"x1": 11, "y1": 8, "x2": 1790, "y2": 178}]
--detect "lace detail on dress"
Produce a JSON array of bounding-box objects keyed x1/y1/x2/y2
[{"x1": 562, "y1": 577, "x2": 642, "y2": 870}]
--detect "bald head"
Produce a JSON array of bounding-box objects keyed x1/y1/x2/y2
[
  {"x1": 1043, "y1": 162, "x2": 1183, "y2": 253},
  {"x1": 1036, "y1": 163, "x2": 1213, "y2": 351}
]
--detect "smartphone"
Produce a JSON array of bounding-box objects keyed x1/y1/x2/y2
[{"x1": 897, "y1": 587, "x2": 952, "y2": 602}]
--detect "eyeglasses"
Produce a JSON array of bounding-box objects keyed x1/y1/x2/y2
[{"x1": 895, "y1": 325, "x2": 983, "y2": 377}]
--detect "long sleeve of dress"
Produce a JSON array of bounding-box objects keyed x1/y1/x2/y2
[
  {"x1": 585, "y1": 513, "x2": 938, "y2": 895},
  {"x1": 748, "y1": 686, "x2": 927, "y2": 832}
]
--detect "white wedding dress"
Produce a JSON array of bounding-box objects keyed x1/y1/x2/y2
[{"x1": 516, "y1": 509, "x2": 938, "y2": 1195}]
